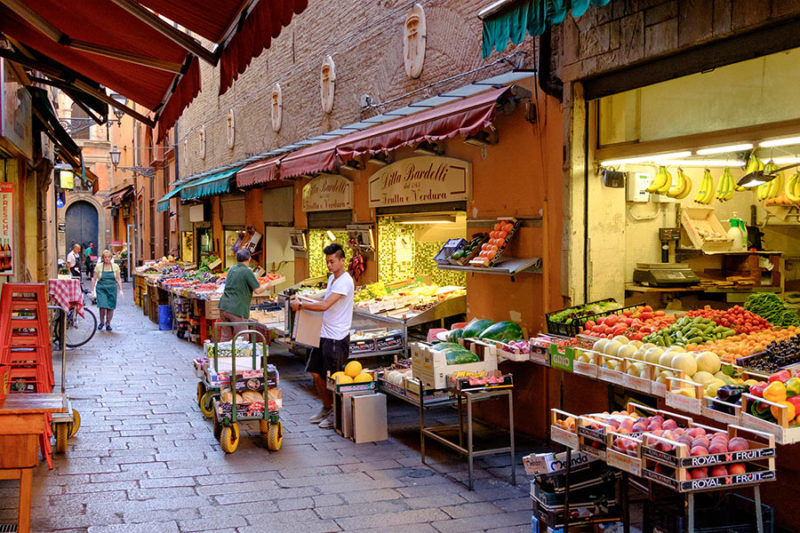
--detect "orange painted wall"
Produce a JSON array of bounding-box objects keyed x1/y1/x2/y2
[{"x1": 244, "y1": 188, "x2": 264, "y2": 265}]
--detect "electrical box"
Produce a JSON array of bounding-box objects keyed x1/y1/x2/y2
[
  {"x1": 627, "y1": 172, "x2": 651, "y2": 203},
  {"x1": 189, "y1": 204, "x2": 206, "y2": 222}
]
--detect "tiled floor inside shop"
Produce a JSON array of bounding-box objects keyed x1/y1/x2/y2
[{"x1": 0, "y1": 292, "x2": 538, "y2": 532}]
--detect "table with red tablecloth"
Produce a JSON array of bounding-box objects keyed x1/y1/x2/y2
[{"x1": 47, "y1": 279, "x2": 84, "y2": 318}]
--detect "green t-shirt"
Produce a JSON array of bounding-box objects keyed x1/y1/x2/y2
[{"x1": 218, "y1": 263, "x2": 259, "y2": 319}]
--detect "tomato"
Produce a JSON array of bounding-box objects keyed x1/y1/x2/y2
[
  {"x1": 621, "y1": 317, "x2": 632, "y2": 326},
  {"x1": 585, "y1": 320, "x2": 596, "y2": 329},
  {"x1": 605, "y1": 315, "x2": 619, "y2": 326},
  {"x1": 486, "y1": 250, "x2": 497, "y2": 260},
  {"x1": 497, "y1": 230, "x2": 508, "y2": 239},
  {"x1": 642, "y1": 306, "x2": 653, "y2": 313}
]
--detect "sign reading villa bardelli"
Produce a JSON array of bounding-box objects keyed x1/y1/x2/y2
[
  {"x1": 368, "y1": 156, "x2": 471, "y2": 208},
  {"x1": 302, "y1": 173, "x2": 352, "y2": 212}
]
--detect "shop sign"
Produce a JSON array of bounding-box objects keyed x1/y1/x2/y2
[
  {"x1": 549, "y1": 344, "x2": 574, "y2": 372},
  {"x1": 0, "y1": 182, "x2": 14, "y2": 276},
  {"x1": 302, "y1": 173, "x2": 352, "y2": 212},
  {"x1": 368, "y1": 156, "x2": 471, "y2": 208},
  {"x1": 59, "y1": 170, "x2": 74, "y2": 190},
  {"x1": 0, "y1": 59, "x2": 33, "y2": 159}
]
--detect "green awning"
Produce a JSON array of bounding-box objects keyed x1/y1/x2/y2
[
  {"x1": 157, "y1": 184, "x2": 185, "y2": 212},
  {"x1": 180, "y1": 167, "x2": 243, "y2": 201},
  {"x1": 481, "y1": 0, "x2": 610, "y2": 58}
]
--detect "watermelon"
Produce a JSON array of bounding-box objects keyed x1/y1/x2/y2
[
  {"x1": 443, "y1": 347, "x2": 480, "y2": 365},
  {"x1": 462, "y1": 319, "x2": 494, "y2": 339},
  {"x1": 447, "y1": 328, "x2": 464, "y2": 342},
  {"x1": 479, "y1": 321, "x2": 524, "y2": 342},
  {"x1": 431, "y1": 342, "x2": 461, "y2": 352}
]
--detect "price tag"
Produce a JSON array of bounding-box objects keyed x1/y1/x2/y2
[{"x1": 549, "y1": 344, "x2": 575, "y2": 372}]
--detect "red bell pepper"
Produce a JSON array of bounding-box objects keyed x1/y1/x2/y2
[
  {"x1": 768, "y1": 370, "x2": 791, "y2": 384},
  {"x1": 788, "y1": 396, "x2": 800, "y2": 417},
  {"x1": 748, "y1": 382, "x2": 768, "y2": 398}
]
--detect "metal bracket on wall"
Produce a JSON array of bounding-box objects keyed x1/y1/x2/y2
[
  {"x1": 118, "y1": 166, "x2": 155, "y2": 178},
  {"x1": 466, "y1": 216, "x2": 542, "y2": 229}
]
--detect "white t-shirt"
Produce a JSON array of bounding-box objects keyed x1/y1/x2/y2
[
  {"x1": 320, "y1": 272, "x2": 354, "y2": 340},
  {"x1": 66, "y1": 250, "x2": 80, "y2": 268}
]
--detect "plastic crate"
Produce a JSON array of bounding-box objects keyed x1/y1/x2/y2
[
  {"x1": 546, "y1": 299, "x2": 617, "y2": 337},
  {"x1": 643, "y1": 493, "x2": 773, "y2": 533}
]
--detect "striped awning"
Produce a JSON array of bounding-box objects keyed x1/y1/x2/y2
[
  {"x1": 180, "y1": 166, "x2": 243, "y2": 201},
  {"x1": 156, "y1": 184, "x2": 185, "y2": 212}
]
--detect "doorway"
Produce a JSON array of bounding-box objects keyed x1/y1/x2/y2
[{"x1": 65, "y1": 200, "x2": 98, "y2": 254}]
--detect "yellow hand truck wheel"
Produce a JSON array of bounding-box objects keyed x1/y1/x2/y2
[{"x1": 220, "y1": 422, "x2": 239, "y2": 454}]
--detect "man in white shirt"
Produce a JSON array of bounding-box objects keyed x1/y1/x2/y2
[
  {"x1": 66, "y1": 243, "x2": 82, "y2": 278},
  {"x1": 290, "y1": 243, "x2": 354, "y2": 429}
]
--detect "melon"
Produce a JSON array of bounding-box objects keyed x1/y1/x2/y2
[
  {"x1": 692, "y1": 371, "x2": 715, "y2": 386},
  {"x1": 337, "y1": 375, "x2": 354, "y2": 384},
  {"x1": 353, "y1": 373, "x2": 373, "y2": 383},
  {"x1": 629, "y1": 340, "x2": 644, "y2": 349},
  {"x1": 665, "y1": 345, "x2": 687, "y2": 354},
  {"x1": 632, "y1": 348, "x2": 646, "y2": 361},
  {"x1": 344, "y1": 360, "x2": 363, "y2": 378},
  {"x1": 331, "y1": 371, "x2": 346, "y2": 381},
  {"x1": 462, "y1": 319, "x2": 494, "y2": 339},
  {"x1": 640, "y1": 343, "x2": 657, "y2": 352},
  {"x1": 659, "y1": 351, "x2": 675, "y2": 368},
  {"x1": 604, "y1": 341, "x2": 623, "y2": 356},
  {"x1": 612, "y1": 335, "x2": 630, "y2": 345},
  {"x1": 617, "y1": 344, "x2": 637, "y2": 359},
  {"x1": 593, "y1": 339, "x2": 609, "y2": 353},
  {"x1": 479, "y1": 321, "x2": 524, "y2": 342},
  {"x1": 671, "y1": 353, "x2": 698, "y2": 377},
  {"x1": 447, "y1": 328, "x2": 464, "y2": 342},
  {"x1": 644, "y1": 347, "x2": 664, "y2": 364},
  {"x1": 694, "y1": 351, "x2": 721, "y2": 375}
]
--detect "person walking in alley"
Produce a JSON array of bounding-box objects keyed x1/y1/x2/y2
[
  {"x1": 217, "y1": 249, "x2": 274, "y2": 342},
  {"x1": 92, "y1": 250, "x2": 123, "y2": 331},
  {"x1": 84, "y1": 242, "x2": 95, "y2": 279},
  {"x1": 290, "y1": 243, "x2": 354, "y2": 429},
  {"x1": 66, "y1": 243, "x2": 82, "y2": 278}
]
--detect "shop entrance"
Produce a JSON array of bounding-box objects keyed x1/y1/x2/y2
[
  {"x1": 264, "y1": 225, "x2": 294, "y2": 291},
  {"x1": 65, "y1": 200, "x2": 98, "y2": 253}
]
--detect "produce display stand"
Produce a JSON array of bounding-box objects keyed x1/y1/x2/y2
[
  {"x1": 209, "y1": 326, "x2": 282, "y2": 453},
  {"x1": 376, "y1": 373, "x2": 515, "y2": 491},
  {"x1": 352, "y1": 294, "x2": 466, "y2": 358}
]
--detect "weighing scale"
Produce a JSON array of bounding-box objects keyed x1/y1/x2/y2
[{"x1": 632, "y1": 263, "x2": 700, "y2": 287}]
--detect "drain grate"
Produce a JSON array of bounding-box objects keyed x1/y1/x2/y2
[{"x1": 0, "y1": 524, "x2": 18, "y2": 532}]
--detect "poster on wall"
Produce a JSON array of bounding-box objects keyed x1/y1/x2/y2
[
  {"x1": 302, "y1": 173, "x2": 352, "y2": 212},
  {"x1": 0, "y1": 182, "x2": 14, "y2": 276},
  {"x1": 0, "y1": 59, "x2": 33, "y2": 159},
  {"x1": 368, "y1": 156, "x2": 471, "y2": 208}
]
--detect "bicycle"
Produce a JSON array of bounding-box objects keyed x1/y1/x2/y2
[{"x1": 50, "y1": 278, "x2": 97, "y2": 349}]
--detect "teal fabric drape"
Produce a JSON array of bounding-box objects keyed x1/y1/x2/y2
[
  {"x1": 180, "y1": 167, "x2": 243, "y2": 201},
  {"x1": 482, "y1": 0, "x2": 611, "y2": 58}
]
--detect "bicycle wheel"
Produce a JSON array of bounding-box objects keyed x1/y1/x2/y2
[{"x1": 65, "y1": 307, "x2": 97, "y2": 348}]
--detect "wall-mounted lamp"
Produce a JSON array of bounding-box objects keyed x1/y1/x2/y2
[
  {"x1": 109, "y1": 144, "x2": 121, "y2": 171},
  {"x1": 737, "y1": 161, "x2": 800, "y2": 188},
  {"x1": 464, "y1": 127, "x2": 499, "y2": 147},
  {"x1": 414, "y1": 141, "x2": 445, "y2": 156},
  {"x1": 326, "y1": 230, "x2": 337, "y2": 241},
  {"x1": 108, "y1": 92, "x2": 128, "y2": 126},
  {"x1": 368, "y1": 152, "x2": 393, "y2": 166}
]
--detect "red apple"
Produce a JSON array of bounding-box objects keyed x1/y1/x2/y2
[
  {"x1": 729, "y1": 463, "x2": 746, "y2": 475},
  {"x1": 690, "y1": 446, "x2": 709, "y2": 456},
  {"x1": 728, "y1": 437, "x2": 750, "y2": 452},
  {"x1": 710, "y1": 465, "x2": 728, "y2": 477}
]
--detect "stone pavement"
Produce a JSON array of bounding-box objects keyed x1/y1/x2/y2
[{"x1": 0, "y1": 292, "x2": 534, "y2": 533}]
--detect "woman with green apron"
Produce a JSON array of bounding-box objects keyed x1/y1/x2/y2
[{"x1": 91, "y1": 250, "x2": 124, "y2": 331}]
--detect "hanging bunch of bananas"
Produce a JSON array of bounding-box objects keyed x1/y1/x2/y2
[
  {"x1": 785, "y1": 171, "x2": 800, "y2": 204},
  {"x1": 646, "y1": 166, "x2": 672, "y2": 194},
  {"x1": 666, "y1": 167, "x2": 692, "y2": 199},
  {"x1": 694, "y1": 168, "x2": 715, "y2": 205},
  {"x1": 757, "y1": 161, "x2": 783, "y2": 201},
  {"x1": 714, "y1": 167, "x2": 736, "y2": 202},
  {"x1": 742, "y1": 154, "x2": 763, "y2": 192}
]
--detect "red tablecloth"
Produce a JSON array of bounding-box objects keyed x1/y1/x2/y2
[{"x1": 48, "y1": 279, "x2": 84, "y2": 318}]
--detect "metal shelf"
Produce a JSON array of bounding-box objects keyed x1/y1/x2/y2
[{"x1": 437, "y1": 256, "x2": 542, "y2": 276}]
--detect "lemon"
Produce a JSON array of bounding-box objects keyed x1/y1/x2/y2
[
  {"x1": 344, "y1": 361, "x2": 362, "y2": 378},
  {"x1": 353, "y1": 373, "x2": 373, "y2": 383}
]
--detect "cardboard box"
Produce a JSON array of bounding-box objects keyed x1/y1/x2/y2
[{"x1": 291, "y1": 295, "x2": 323, "y2": 348}]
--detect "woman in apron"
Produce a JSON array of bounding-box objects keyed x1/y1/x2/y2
[{"x1": 91, "y1": 250, "x2": 123, "y2": 331}]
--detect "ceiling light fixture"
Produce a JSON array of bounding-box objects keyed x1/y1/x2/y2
[
  {"x1": 397, "y1": 214, "x2": 456, "y2": 225},
  {"x1": 656, "y1": 159, "x2": 745, "y2": 168},
  {"x1": 737, "y1": 161, "x2": 800, "y2": 188},
  {"x1": 759, "y1": 136, "x2": 800, "y2": 148},
  {"x1": 600, "y1": 151, "x2": 692, "y2": 167},
  {"x1": 695, "y1": 143, "x2": 753, "y2": 155}
]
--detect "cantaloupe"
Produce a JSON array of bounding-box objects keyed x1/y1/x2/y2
[
  {"x1": 604, "y1": 341, "x2": 623, "y2": 356},
  {"x1": 671, "y1": 353, "x2": 697, "y2": 377},
  {"x1": 659, "y1": 351, "x2": 675, "y2": 368},
  {"x1": 593, "y1": 338, "x2": 608, "y2": 353},
  {"x1": 694, "y1": 351, "x2": 721, "y2": 375},
  {"x1": 612, "y1": 335, "x2": 630, "y2": 345},
  {"x1": 617, "y1": 344, "x2": 637, "y2": 359},
  {"x1": 645, "y1": 347, "x2": 664, "y2": 364},
  {"x1": 692, "y1": 371, "x2": 715, "y2": 386}
]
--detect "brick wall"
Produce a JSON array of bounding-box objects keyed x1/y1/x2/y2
[
  {"x1": 557, "y1": 0, "x2": 800, "y2": 82},
  {"x1": 178, "y1": 0, "x2": 533, "y2": 177}
]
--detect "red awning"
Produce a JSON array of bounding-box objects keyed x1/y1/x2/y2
[
  {"x1": 336, "y1": 86, "x2": 511, "y2": 161},
  {"x1": 219, "y1": 0, "x2": 308, "y2": 95},
  {"x1": 104, "y1": 185, "x2": 135, "y2": 207},
  {"x1": 279, "y1": 138, "x2": 341, "y2": 180},
  {"x1": 278, "y1": 86, "x2": 512, "y2": 179},
  {"x1": 236, "y1": 157, "x2": 281, "y2": 188}
]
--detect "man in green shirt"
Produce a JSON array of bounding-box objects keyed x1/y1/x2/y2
[{"x1": 217, "y1": 249, "x2": 272, "y2": 341}]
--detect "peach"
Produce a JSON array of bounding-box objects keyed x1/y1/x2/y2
[
  {"x1": 647, "y1": 421, "x2": 662, "y2": 432},
  {"x1": 690, "y1": 446, "x2": 709, "y2": 456},
  {"x1": 676, "y1": 435, "x2": 693, "y2": 446},
  {"x1": 687, "y1": 427, "x2": 706, "y2": 438},
  {"x1": 662, "y1": 419, "x2": 678, "y2": 430},
  {"x1": 710, "y1": 465, "x2": 728, "y2": 477},
  {"x1": 729, "y1": 463, "x2": 746, "y2": 475},
  {"x1": 632, "y1": 421, "x2": 648, "y2": 433},
  {"x1": 691, "y1": 436, "x2": 711, "y2": 449},
  {"x1": 652, "y1": 415, "x2": 664, "y2": 423},
  {"x1": 728, "y1": 437, "x2": 750, "y2": 452},
  {"x1": 708, "y1": 441, "x2": 728, "y2": 454},
  {"x1": 691, "y1": 468, "x2": 708, "y2": 479},
  {"x1": 650, "y1": 429, "x2": 664, "y2": 437}
]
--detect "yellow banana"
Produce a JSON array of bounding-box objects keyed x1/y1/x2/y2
[
  {"x1": 695, "y1": 169, "x2": 711, "y2": 203},
  {"x1": 667, "y1": 168, "x2": 685, "y2": 198},
  {"x1": 787, "y1": 172, "x2": 800, "y2": 204},
  {"x1": 762, "y1": 161, "x2": 780, "y2": 201},
  {"x1": 676, "y1": 168, "x2": 692, "y2": 199},
  {"x1": 701, "y1": 169, "x2": 715, "y2": 204},
  {"x1": 657, "y1": 168, "x2": 672, "y2": 194},
  {"x1": 740, "y1": 154, "x2": 762, "y2": 192},
  {"x1": 723, "y1": 168, "x2": 735, "y2": 200},
  {"x1": 647, "y1": 166, "x2": 668, "y2": 193}
]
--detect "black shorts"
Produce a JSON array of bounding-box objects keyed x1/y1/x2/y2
[{"x1": 306, "y1": 336, "x2": 350, "y2": 377}]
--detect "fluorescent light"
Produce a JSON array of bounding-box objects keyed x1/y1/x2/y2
[
  {"x1": 695, "y1": 143, "x2": 753, "y2": 155},
  {"x1": 396, "y1": 214, "x2": 456, "y2": 225},
  {"x1": 759, "y1": 136, "x2": 800, "y2": 148},
  {"x1": 770, "y1": 157, "x2": 800, "y2": 165},
  {"x1": 600, "y1": 151, "x2": 691, "y2": 167},
  {"x1": 656, "y1": 159, "x2": 744, "y2": 167},
  {"x1": 326, "y1": 230, "x2": 336, "y2": 241}
]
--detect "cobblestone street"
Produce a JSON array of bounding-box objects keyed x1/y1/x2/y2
[{"x1": 0, "y1": 294, "x2": 532, "y2": 533}]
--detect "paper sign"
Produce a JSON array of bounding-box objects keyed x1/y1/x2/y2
[
  {"x1": 0, "y1": 182, "x2": 14, "y2": 276},
  {"x1": 549, "y1": 344, "x2": 574, "y2": 372}
]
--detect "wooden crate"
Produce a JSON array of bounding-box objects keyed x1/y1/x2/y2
[{"x1": 205, "y1": 299, "x2": 221, "y2": 319}]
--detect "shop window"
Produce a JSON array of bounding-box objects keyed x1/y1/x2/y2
[{"x1": 308, "y1": 229, "x2": 349, "y2": 278}]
